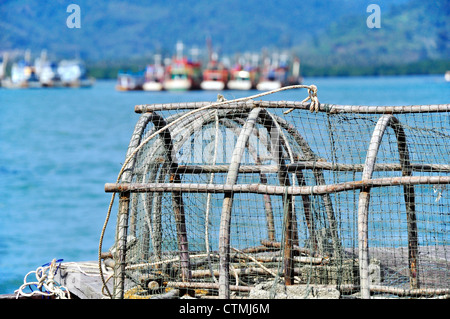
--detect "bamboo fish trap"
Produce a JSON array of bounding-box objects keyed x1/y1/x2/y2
[{"x1": 103, "y1": 88, "x2": 450, "y2": 299}]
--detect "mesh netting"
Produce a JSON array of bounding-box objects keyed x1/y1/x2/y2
[{"x1": 105, "y1": 97, "x2": 449, "y2": 299}]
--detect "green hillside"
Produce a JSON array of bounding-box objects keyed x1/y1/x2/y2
[
  {"x1": 1, "y1": 0, "x2": 448, "y2": 77},
  {"x1": 295, "y1": 0, "x2": 450, "y2": 75}
]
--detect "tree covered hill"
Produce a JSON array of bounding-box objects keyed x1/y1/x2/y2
[
  {"x1": 295, "y1": 0, "x2": 450, "y2": 69},
  {"x1": 1, "y1": 0, "x2": 411, "y2": 59},
  {"x1": 1, "y1": 0, "x2": 448, "y2": 76}
]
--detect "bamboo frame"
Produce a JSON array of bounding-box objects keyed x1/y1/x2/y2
[
  {"x1": 358, "y1": 115, "x2": 418, "y2": 299},
  {"x1": 111, "y1": 101, "x2": 449, "y2": 299}
]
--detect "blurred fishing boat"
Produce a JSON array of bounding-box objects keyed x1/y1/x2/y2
[
  {"x1": 163, "y1": 42, "x2": 202, "y2": 91},
  {"x1": 256, "y1": 52, "x2": 287, "y2": 91},
  {"x1": 38, "y1": 61, "x2": 61, "y2": 87},
  {"x1": 164, "y1": 59, "x2": 202, "y2": 91},
  {"x1": 256, "y1": 68, "x2": 283, "y2": 91},
  {"x1": 0, "y1": 53, "x2": 7, "y2": 87},
  {"x1": 286, "y1": 57, "x2": 303, "y2": 85},
  {"x1": 227, "y1": 68, "x2": 252, "y2": 90},
  {"x1": 201, "y1": 62, "x2": 228, "y2": 90},
  {"x1": 2, "y1": 60, "x2": 41, "y2": 89},
  {"x1": 227, "y1": 52, "x2": 260, "y2": 90},
  {"x1": 116, "y1": 70, "x2": 145, "y2": 91},
  {"x1": 57, "y1": 60, "x2": 94, "y2": 88},
  {"x1": 200, "y1": 38, "x2": 229, "y2": 91},
  {"x1": 142, "y1": 54, "x2": 164, "y2": 91},
  {"x1": 1, "y1": 50, "x2": 94, "y2": 89},
  {"x1": 445, "y1": 71, "x2": 450, "y2": 82},
  {"x1": 227, "y1": 62, "x2": 258, "y2": 90},
  {"x1": 33, "y1": 50, "x2": 61, "y2": 87}
]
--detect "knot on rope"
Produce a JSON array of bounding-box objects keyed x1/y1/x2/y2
[
  {"x1": 307, "y1": 84, "x2": 320, "y2": 112},
  {"x1": 284, "y1": 84, "x2": 320, "y2": 114}
]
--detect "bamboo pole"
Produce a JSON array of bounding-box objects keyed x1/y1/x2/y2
[
  {"x1": 205, "y1": 110, "x2": 219, "y2": 283},
  {"x1": 111, "y1": 113, "x2": 158, "y2": 299},
  {"x1": 166, "y1": 281, "x2": 252, "y2": 292},
  {"x1": 390, "y1": 119, "x2": 419, "y2": 290},
  {"x1": 149, "y1": 112, "x2": 192, "y2": 283},
  {"x1": 262, "y1": 112, "x2": 300, "y2": 246},
  {"x1": 261, "y1": 240, "x2": 321, "y2": 257},
  {"x1": 294, "y1": 170, "x2": 318, "y2": 251},
  {"x1": 105, "y1": 175, "x2": 450, "y2": 195},
  {"x1": 135, "y1": 101, "x2": 450, "y2": 114},
  {"x1": 113, "y1": 191, "x2": 130, "y2": 299},
  {"x1": 257, "y1": 158, "x2": 276, "y2": 241},
  {"x1": 358, "y1": 115, "x2": 391, "y2": 299},
  {"x1": 219, "y1": 108, "x2": 262, "y2": 299},
  {"x1": 220, "y1": 118, "x2": 276, "y2": 241},
  {"x1": 261, "y1": 110, "x2": 295, "y2": 285},
  {"x1": 367, "y1": 285, "x2": 450, "y2": 297},
  {"x1": 174, "y1": 162, "x2": 450, "y2": 174}
]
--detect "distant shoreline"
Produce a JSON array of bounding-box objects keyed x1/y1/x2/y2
[{"x1": 85, "y1": 59, "x2": 450, "y2": 80}]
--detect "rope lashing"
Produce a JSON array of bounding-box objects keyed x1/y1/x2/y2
[
  {"x1": 15, "y1": 258, "x2": 71, "y2": 299},
  {"x1": 284, "y1": 84, "x2": 319, "y2": 114}
]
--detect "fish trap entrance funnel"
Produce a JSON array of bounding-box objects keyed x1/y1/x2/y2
[{"x1": 105, "y1": 99, "x2": 450, "y2": 299}]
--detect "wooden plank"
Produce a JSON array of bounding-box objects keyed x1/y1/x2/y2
[{"x1": 55, "y1": 262, "x2": 114, "y2": 299}]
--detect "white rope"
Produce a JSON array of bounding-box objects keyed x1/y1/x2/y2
[{"x1": 15, "y1": 259, "x2": 71, "y2": 299}]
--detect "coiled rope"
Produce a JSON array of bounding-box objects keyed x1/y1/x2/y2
[
  {"x1": 98, "y1": 84, "x2": 320, "y2": 298},
  {"x1": 15, "y1": 258, "x2": 71, "y2": 299}
]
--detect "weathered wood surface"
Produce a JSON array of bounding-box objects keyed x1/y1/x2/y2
[{"x1": 54, "y1": 262, "x2": 113, "y2": 299}]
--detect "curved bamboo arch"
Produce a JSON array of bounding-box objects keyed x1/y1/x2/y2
[
  {"x1": 218, "y1": 107, "x2": 263, "y2": 298},
  {"x1": 114, "y1": 112, "x2": 155, "y2": 298},
  {"x1": 114, "y1": 112, "x2": 193, "y2": 298},
  {"x1": 358, "y1": 114, "x2": 418, "y2": 299}
]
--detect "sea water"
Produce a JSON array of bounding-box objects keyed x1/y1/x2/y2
[{"x1": 0, "y1": 75, "x2": 449, "y2": 294}]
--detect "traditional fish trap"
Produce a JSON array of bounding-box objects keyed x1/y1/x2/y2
[{"x1": 103, "y1": 90, "x2": 449, "y2": 299}]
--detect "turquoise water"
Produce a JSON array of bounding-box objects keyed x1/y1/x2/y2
[{"x1": 0, "y1": 75, "x2": 449, "y2": 294}]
